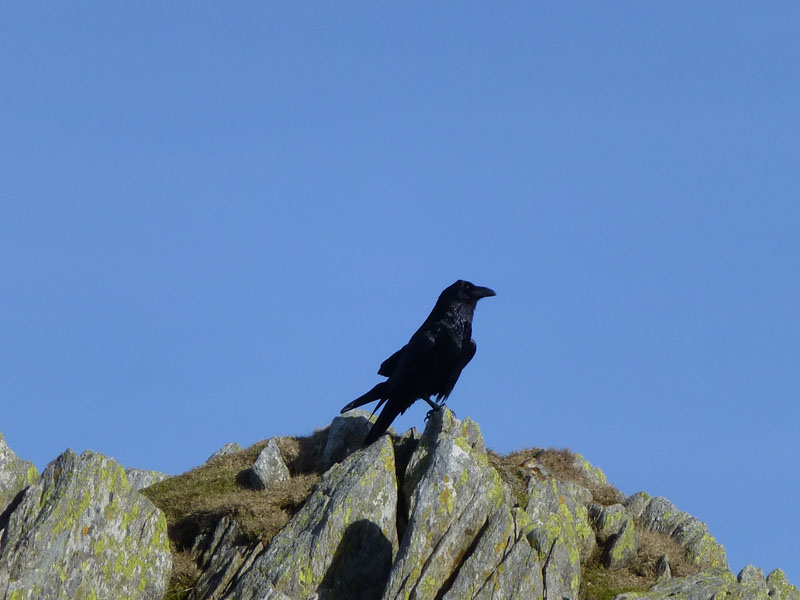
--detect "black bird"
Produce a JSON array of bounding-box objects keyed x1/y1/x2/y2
[{"x1": 341, "y1": 280, "x2": 496, "y2": 446}]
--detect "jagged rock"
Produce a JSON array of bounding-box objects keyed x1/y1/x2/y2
[
  {"x1": 624, "y1": 490, "x2": 652, "y2": 519},
  {"x1": 207, "y1": 442, "x2": 243, "y2": 463},
  {"x1": 588, "y1": 502, "x2": 639, "y2": 570},
  {"x1": 572, "y1": 452, "x2": 608, "y2": 488},
  {"x1": 603, "y1": 516, "x2": 639, "y2": 571},
  {"x1": 588, "y1": 503, "x2": 628, "y2": 540},
  {"x1": 616, "y1": 567, "x2": 742, "y2": 600},
  {"x1": 0, "y1": 432, "x2": 38, "y2": 513},
  {"x1": 225, "y1": 435, "x2": 398, "y2": 600},
  {"x1": 738, "y1": 564, "x2": 770, "y2": 600},
  {"x1": 655, "y1": 554, "x2": 671, "y2": 582},
  {"x1": 125, "y1": 467, "x2": 169, "y2": 491},
  {"x1": 629, "y1": 492, "x2": 728, "y2": 569},
  {"x1": 0, "y1": 449, "x2": 171, "y2": 600},
  {"x1": 247, "y1": 439, "x2": 289, "y2": 490},
  {"x1": 384, "y1": 408, "x2": 506, "y2": 600},
  {"x1": 767, "y1": 569, "x2": 800, "y2": 600},
  {"x1": 321, "y1": 409, "x2": 375, "y2": 470},
  {"x1": 525, "y1": 476, "x2": 595, "y2": 600},
  {"x1": 441, "y1": 506, "x2": 543, "y2": 600},
  {"x1": 189, "y1": 516, "x2": 264, "y2": 600}
]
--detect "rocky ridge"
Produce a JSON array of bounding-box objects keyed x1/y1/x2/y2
[{"x1": 0, "y1": 412, "x2": 797, "y2": 600}]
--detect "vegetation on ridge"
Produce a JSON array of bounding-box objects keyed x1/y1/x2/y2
[{"x1": 143, "y1": 427, "x2": 702, "y2": 600}]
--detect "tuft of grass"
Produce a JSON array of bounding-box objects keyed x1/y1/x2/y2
[
  {"x1": 487, "y1": 446, "x2": 625, "y2": 508},
  {"x1": 142, "y1": 428, "x2": 329, "y2": 598},
  {"x1": 487, "y1": 446, "x2": 701, "y2": 600},
  {"x1": 579, "y1": 531, "x2": 701, "y2": 599}
]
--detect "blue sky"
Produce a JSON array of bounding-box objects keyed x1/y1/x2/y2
[{"x1": 2, "y1": 2, "x2": 799, "y2": 585}]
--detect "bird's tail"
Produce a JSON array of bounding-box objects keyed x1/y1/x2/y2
[
  {"x1": 363, "y1": 401, "x2": 401, "y2": 447},
  {"x1": 340, "y1": 382, "x2": 388, "y2": 414}
]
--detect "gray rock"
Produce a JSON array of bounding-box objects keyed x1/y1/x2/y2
[
  {"x1": 624, "y1": 490, "x2": 652, "y2": 519},
  {"x1": 767, "y1": 569, "x2": 800, "y2": 600},
  {"x1": 321, "y1": 409, "x2": 375, "y2": 470},
  {"x1": 636, "y1": 495, "x2": 728, "y2": 568},
  {"x1": 525, "y1": 476, "x2": 595, "y2": 600},
  {"x1": 0, "y1": 449, "x2": 171, "y2": 600},
  {"x1": 441, "y1": 507, "x2": 543, "y2": 600},
  {"x1": 616, "y1": 567, "x2": 741, "y2": 600},
  {"x1": 125, "y1": 467, "x2": 169, "y2": 491},
  {"x1": 589, "y1": 502, "x2": 639, "y2": 571},
  {"x1": 384, "y1": 408, "x2": 507, "y2": 600},
  {"x1": 207, "y1": 442, "x2": 243, "y2": 463},
  {"x1": 655, "y1": 554, "x2": 671, "y2": 582},
  {"x1": 588, "y1": 503, "x2": 628, "y2": 540},
  {"x1": 737, "y1": 564, "x2": 770, "y2": 600},
  {"x1": 0, "y1": 432, "x2": 38, "y2": 513},
  {"x1": 603, "y1": 516, "x2": 639, "y2": 571},
  {"x1": 247, "y1": 439, "x2": 289, "y2": 490},
  {"x1": 572, "y1": 452, "x2": 608, "y2": 488},
  {"x1": 225, "y1": 435, "x2": 398, "y2": 600},
  {"x1": 189, "y1": 516, "x2": 264, "y2": 600}
]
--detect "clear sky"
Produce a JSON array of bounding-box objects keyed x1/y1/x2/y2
[{"x1": 2, "y1": 2, "x2": 799, "y2": 585}]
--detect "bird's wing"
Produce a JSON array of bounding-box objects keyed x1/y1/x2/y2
[
  {"x1": 437, "y1": 339, "x2": 477, "y2": 402},
  {"x1": 378, "y1": 345, "x2": 407, "y2": 377},
  {"x1": 384, "y1": 327, "x2": 437, "y2": 388}
]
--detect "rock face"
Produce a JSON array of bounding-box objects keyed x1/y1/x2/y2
[
  {"x1": 2, "y1": 411, "x2": 799, "y2": 600},
  {"x1": 0, "y1": 433, "x2": 38, "y2": 513},
  {"x1": 125, "y1": 467, "x2": 170, "y2": 491},
  {"x1": 385, "y1": 410, "x2": 509, "y2": 600},
  {"x1": 228, "y1": 435, "x2": 398, "y2": 600},
  {"x1": 0, "y1": 448, "x2": 171, "y2": 600}
]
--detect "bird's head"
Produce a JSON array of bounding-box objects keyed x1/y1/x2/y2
[{"x1": 445, "y1": 280, "x2": 496, "y2": 305}]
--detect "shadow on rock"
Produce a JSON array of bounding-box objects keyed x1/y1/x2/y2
[{"x1": 318, "y1": 519, "x2": 394, "y2": 600}]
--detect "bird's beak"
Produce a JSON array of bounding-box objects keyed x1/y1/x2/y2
[{"x1": 471, "y1": 285, "x2": 496, "y2": 299}]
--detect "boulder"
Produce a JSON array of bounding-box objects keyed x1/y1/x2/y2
[
  {"x1": 225, "y1": 435, "x2": 398, "y2": 600},
  {"x1": 247, "y1": 439, "x2": 289, "y2": 490},
  {"x1": 0, "y1": 449, "x2": 171, "y2": 600},
  {"x1": 320, "y1": 409, "x2": 376, "y2": 470},
  {"x1": 206, "y1": 442, "x2": 243, "y2": 463},
  {"x1": 603, "y1": 516, "x2": 639, "y2": 571},
  {"x1": 125, "y1": 467, "x2": 169, "y2": 491}
]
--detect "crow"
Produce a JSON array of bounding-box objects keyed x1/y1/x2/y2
[{"x1": 341, "y1": 279, "x2": 496, "y2": 446}]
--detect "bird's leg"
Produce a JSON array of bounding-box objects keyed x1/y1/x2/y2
[
  {"x1": 436, "y1": 398, "x2": 456, "y2": 418},
  {"x1": 423, "y1": 396, "x2": 441, "y2": 422}
]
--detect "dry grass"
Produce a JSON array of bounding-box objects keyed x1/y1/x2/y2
[
  {"x1": 488, "y1": 446, "x2": 625, "y2": 508},
  {"x1": 487, "y1": 446, "x2": 700, "y2": 600},
  {"x1": 142, "y1": 428, "x2": 329, "y2": 598},
  {"x1": 148, "y1": 434, "x2": 703, "y2": 600},
  {"x1": 580, "y1": 530, "x2": 701, "y2": 599}
]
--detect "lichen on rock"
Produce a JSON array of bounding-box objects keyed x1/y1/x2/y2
[
  {"x1": 224, "y1": 435, "x2": 398, "y2": 600},
  {"x1": 0, "y1": 432, "x2": 38, "y2": 514},
  {"x1": 384, "y1": 408, "x2": 507, "y2": 600},
  {"x1": 0, "y1": 449, "x2": 170, "y2": 600}
]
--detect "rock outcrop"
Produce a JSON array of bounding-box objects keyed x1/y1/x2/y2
[
  {"x1": 0, "y1": 446, "x2": 171, "y2": 600},
  {"x1": 0, "y1": 433, "x2": 38, "y2": 513},
  {"x1": 1, "y1": 411, "x2": 797, "y2": 600}
]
